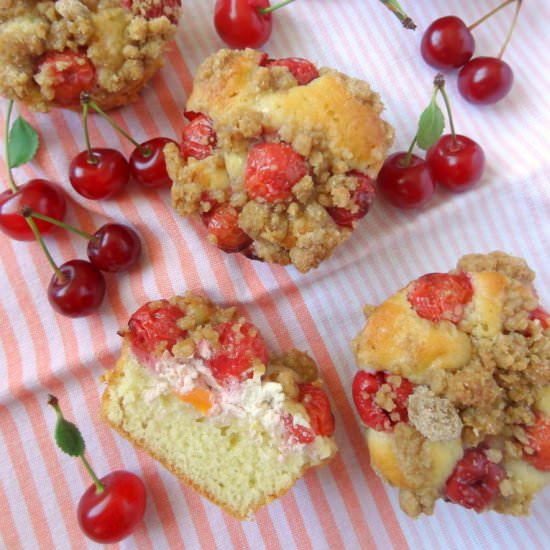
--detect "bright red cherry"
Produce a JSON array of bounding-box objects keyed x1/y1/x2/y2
[
  {"x1": 48, "y1": 259, "x2": 106, "y2": 317},
  {"x1": 327, "y1": 171, "x2": 376, "y2": 228},
  {"x1": 77, "y1": 470, "x2": 147, "y2": 544},
  {"x1": 426, "y1": 134, "x2": 485, "y2": 192},
  {"x1": 298, "y1": 383, "x2": 335, "y2": 437},
  {"x1": 0, "y1": 179, "x2": 66, "y2": 241},
  {"x1": 421, "y1": 16, "x2": 475, "y2": 70},
  {"x1": 244, "y1": 142, "x2": 308, "y2": 202},
  {"x1": 36, "y1": 50, "x2": 96, "y2": 107},
  {"x1": 69, "y1": 148, "x2": 130, "y2": 200},
  {"x1": 128, "y1": 300, "x2": 187, "y2": 359},
  {"x1": 130, "y1": 137, "x2": 177, "y2": 188},
  {"x1": 201, "y1": 204, "x2": 252, "y2": 253},
  {"x1": 208, "y1": 320, "x2": 268, "y2": 385},
  {"x1": 522, "y1": 414, "x2": 550, "y2": 472},
  {"x1": 352, "y1": 371, "x2": 413, "y2": 432},
  {"x1": 180, "y1": 114, "x2": 217, "y2": 160},
  {"x1": 458, "y1": 57, "x2": 514, "y2": 105},
  {"x1": 264, "y1": 57, "x2": 319, "y2": 85},
  {"x1": 376, "y1": 152, "x2": 435, "y2": 209},
  {"x1": 214, "y1": 0, "x2": 272, "y2": 49},
  {"x1": 444, "y1": 447, "x2": 505, "y2": 512},
  {"x1": 87, "y1": 223, "x2": 142, "y2": 272}
]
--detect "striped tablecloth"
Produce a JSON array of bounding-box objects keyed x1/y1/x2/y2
[{"x1": 1, "y1": 1, "x2": 549, "y2": 548}]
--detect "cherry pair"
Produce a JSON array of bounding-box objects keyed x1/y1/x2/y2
[
  {"x1": 377, "y1": 74, "x2": 485, "y2": 209},
  {"x1": 70, "y1": 93, "x2": 176, "y2": 200},
  {"x1": 421, "y1": 0, "x2": 523, "y2": 105}
]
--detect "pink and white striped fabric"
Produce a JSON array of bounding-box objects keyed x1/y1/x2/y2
[{"x1": 1, "y1": 1, "x2": 549, "y2": 548}]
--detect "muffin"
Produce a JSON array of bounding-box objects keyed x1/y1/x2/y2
[
  {"x1": 164, "y1": 48, "x2": 393, "y2": 273},
  {"x1": 0, "y1": 0, "x2": 181, "y2": 111},
  {"x1": 102, "y1": 292, "x2": 337, "y2": 519},
  {"x1": 351, "y1": 251, "x2": 550, "y2": 517}
]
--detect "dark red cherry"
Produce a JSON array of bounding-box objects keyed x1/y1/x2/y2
[
  {"x1": 421, "y1": 16, "x2": 475, "y2": 70},
  {"x1": 87, "y1": 223, "x2": 142, "y2": 272},
  {"x1": 458, "y1": 57, "x2": 514, "y2": 105},
  {"x1": 0, "y1": 179, "x2": 67, "y2": 241},
  {"x1": 130, "y1": 138, "x2": 177, "y2": 188},
  {"x1": 48, "y1": 259, "x2": 106, "y2": 317},
  {"x1": 426, "y1": 134, "x2": 485, "y2": 192},
  {"x1": 376, "y1": 152, "x2": 435, "y2": 209},
  {"x1": 69, "y1": 149, "x2": 130, "y2": 200}
]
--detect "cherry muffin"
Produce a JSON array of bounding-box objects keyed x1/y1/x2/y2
[
  {"x1": 0, "y1": 0, "x2": 181, "y2": 111},
  {"x1": 164, "y1": 48, "x2": 393, "y2": 272},
  {"x1": 351, "y1": 251, "x2": 550, "y2": 517},
  {"x1": 102, "y1": 292, "x2": 337, "y2": 519}
]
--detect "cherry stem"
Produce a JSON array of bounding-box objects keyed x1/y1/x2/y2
[
  {"x1": 47, "y1": 395, "x2": 105, "y2": 494},
  {"x1": 498, "y1": 0, "x2": 522, "y2": 59},
  {"x1": 82, "y1": 94, "x2": 152, "y2": 158},
  {"x1": 4, "y1": 100, "x2": 19, "y2": 193},
  {"x1": 403, "y1": 135, "x2": 417, "y2": 167},
  {"x1": 434, "y1": 73, "x2": 456, "y2": 144},
  {"x1": 259, "y1": 0, "x2": 295, "y2": 15},
  {"x1": 468, "y1": 0, "x2": 516, "y2": 31},
  {"x1": 80, "y1": 454, "x2": 105, "y2": 495},
  {"x1": 22, "y1": 213, "x2": 64, "y2": 280},
  {"x1": 378, "y1": 0, "x2": 416, "y2": 30},
  {"x1": 22, "y1": 207, "x2": 95, "y2": 241},
  {"x1": 81, "y1": 102, "x2": 99, "y2": 165}
]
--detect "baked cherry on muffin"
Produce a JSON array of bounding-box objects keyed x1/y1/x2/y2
[
  {"x1": 164, "y1": 48, "x2": 393, "y2": 273},
  {"x1": 351, "y1": 251, "x2": 550, "y2": 517},
  {"x1": 102, "y1": 292, "x2": 337, "y2": 520},
  {"x1": 0, "y1": 1, "x2": 181, "y2": 111}
]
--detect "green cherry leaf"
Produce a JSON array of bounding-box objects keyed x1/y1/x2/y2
[
  {"x1": 8, "y1": 116, "x2": 39, "y2": 168},
  {"x1": 54, "y1": 416, "x2": 86, "y2": 457},
  {"x1": 416, "y1": 100, "x2": 445, "y2": 150}
]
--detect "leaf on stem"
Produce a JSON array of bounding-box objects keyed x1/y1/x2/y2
[
  {"x1": 416, "y1": 100, "x2": 444, "y2": 150},
  {"x1": 8, "y1": 116, "x2": 39, "y2": 168}
]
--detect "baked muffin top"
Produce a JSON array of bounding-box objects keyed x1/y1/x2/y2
[{"x1": 165, "y1": 48, "x2": 394, "y2": 272}]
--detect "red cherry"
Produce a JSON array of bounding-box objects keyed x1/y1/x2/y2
[
  {"x1": 214, "y1": 0, "x2": 272, "y2": 49},
  {"x1": 128, "y1": 300, "x2": 187, "y2": 359},
  {"x1": 352, "y1": 371, "x2": 413, "y2": 432},
  {"x1": 376, "y1": 152, "x2": 435, "y2": 209},
  {"x1": 529, "y1": 307, "x2": 549, "y2": 330},
  {"x1": 458, "y1": 57, "x2": 514, "y2": 105},
  {"x1": 420, "y1": 16, "x2": 475, "y2": 70},
  {"x1": 0, "y1": 179, "x2": 66, "y2": 241},
  {"x1": 201, "y1": 204, "x2": 252, "y2": 253},
  {"x1": 326, "y1": 171, "x2": 376, "y2": 228},
  {"x1": 77, "y1": 470, "x2": 146, "y2": 544},
  {"x1": 36, "y1": 50, "x2": 96, "y2": 107},
  {"x1": 444, "y1": 447, "x2": 505, "y2": 512},
  {"x1": 244, "y1": 142, "x2": 308, "y2": 202},
  {"x1": 282, "y1": 413, "x2": 316, "y2": 444},
  {"x1": 522, "y1": 414, "x2": 550, "y2": 472},
  {"x1": 180, "y1": 114, "x2": 217, "y2": 161},
  {"x1": 407, "y1": 272, "x2": 473, "y2": 324},
  {"x1": 264, "y1": 57, "x2": 319, "y2": 85},
  {"x1": 69, "y1": 148, "x2": 130, "y2": 200},
  {"x1": 130, "y1": 138, "x2": 177, "y2": 188},
  {"x1": 298, "y1": 383, "x2": 335, "y2": 437},
  {"x1": 208, "y1": 320, "x2": 268, "y2": 385},
  {"x1": 426, "y1": 134, "x2": 485, "y2": 192},
  {"x1": 87, "y1": 223, "x2": 141, "y2": 272},
  {"x1": 48, "y1": 259, "x2": 106, "y2": 317}
]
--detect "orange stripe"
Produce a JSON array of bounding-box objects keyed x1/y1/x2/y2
[{"x1": 0, "y1": 480, "x2": 22, "y2": 548}]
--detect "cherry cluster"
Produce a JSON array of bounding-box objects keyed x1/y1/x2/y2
[
  {"x1": 421, "y1": 0, "x2": 522, "y2": 105},
  {"x1": 0, "y1": 94, "x2": 179, "y2": 317},
  {"x1": 377, "y1": 74, "x2": 485, "y2": 210}
]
